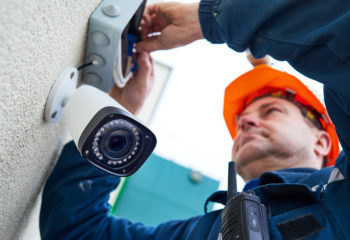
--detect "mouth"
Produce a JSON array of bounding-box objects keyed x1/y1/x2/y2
[
  {"x1": 240, "y1": 133, "x2": 258, "y2": 145},
  {"x1": 236, "y1": 132, "x2": 264, "y2": 151}
]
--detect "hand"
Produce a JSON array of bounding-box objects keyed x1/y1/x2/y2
[
  {"x1": 109, "y1": 52, "x2": 154, "y2": 115},
  {"x1": 136, "y1": 2, "x2": 204, "y2": 52},
  {"x1": 246, "y1": 51, "x2": 270, "y2": 67}
]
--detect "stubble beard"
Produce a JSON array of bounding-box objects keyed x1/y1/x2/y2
[{"x1": 233, "y1": 141, "x2": 296, "y2": 179}]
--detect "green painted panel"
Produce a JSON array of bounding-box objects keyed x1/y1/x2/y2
[{"x1": 112, "y1": 154, "x2": 219, "y2": 226}]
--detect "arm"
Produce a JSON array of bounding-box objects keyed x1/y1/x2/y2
[
  {"x1": 39, "y1": 141, "x2": 123, "y2": 240},
  {"x1": 39, "y1": 142, "x2": 206, "y2": 240},
  {"x1": 109, "y1": 52, "x2": 154, "y2": 115},
  {"x1": 198, "y1": 0, "x2": 350, "y2": 86},
  {"x1": 138, "y1": 0, "x2": 350, "y2": 166},
  {"x1": 138, "y1": 0, "x2": 350, "y2": 85}
]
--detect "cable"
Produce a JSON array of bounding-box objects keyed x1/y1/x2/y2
[{"x1": 77, "y1": 60, "x2": 98, "y2": 71}]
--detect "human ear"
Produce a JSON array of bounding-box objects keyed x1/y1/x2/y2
[{"x1": 314, "y1": 130, "x2": 331, "y2": 159}]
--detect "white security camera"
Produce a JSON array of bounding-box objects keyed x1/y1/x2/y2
[
  {"x1": 44, "y1": 0, "x2": 155, "y2": 177},
  {"x1": 44, "y1": 68, "x2": 156, "y2": 177},
  {"x1": 62, "y1": 85, "x2": 156, "y2": 176}
]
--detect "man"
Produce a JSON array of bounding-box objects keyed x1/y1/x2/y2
[
  {"x1": 40, "y1": 0, "x2": 350, "y2": 239},
  {"x1": 225, "y1": 64, "x2": 338, "y2": 182}
]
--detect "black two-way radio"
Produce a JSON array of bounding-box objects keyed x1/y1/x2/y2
[{"x1": 221, "y1": 162, "x2": 270, "y2": 240}]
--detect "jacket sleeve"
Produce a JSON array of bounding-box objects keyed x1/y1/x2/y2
[
  {"x1": 39, "y1": 141, "x2": 203, "y2": 240},
  {"x1": 198, "y1": 0, "x2": 350, "y2": 76},
  {"x1": 199, "y1": 0, "x2": 350, "y2": 175}
]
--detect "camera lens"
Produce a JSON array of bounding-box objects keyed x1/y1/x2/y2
[
  {"x1": 100, "y1": 129, "x2": 134, "y2": 159},
  {"x1": 108, "y1": 134, "x2": 126, "y2": 152},
  {"x1": 84, "y1": 114, "x2": 156, "y2": 176}
]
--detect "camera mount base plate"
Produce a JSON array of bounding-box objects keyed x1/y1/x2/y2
[{"x1": 44, "y1": 67, "x2": 78, "y2": 123}]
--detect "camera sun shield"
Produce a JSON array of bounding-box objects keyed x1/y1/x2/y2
[{"x1": 79, "y1": 107, "x2": 156, "y2": 176}]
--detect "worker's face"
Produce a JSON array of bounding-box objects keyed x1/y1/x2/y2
[{"x1": 232, "y1": 97, "x2": 325, "y2": 181}]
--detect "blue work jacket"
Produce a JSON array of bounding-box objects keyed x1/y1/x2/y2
[{"x1": 40, "y1": 0, "x2": 350, "y2": 239}]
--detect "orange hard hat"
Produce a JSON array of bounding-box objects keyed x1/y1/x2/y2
[{"x1": 223, "y1": 65, "x2": 339, "y2": 166}]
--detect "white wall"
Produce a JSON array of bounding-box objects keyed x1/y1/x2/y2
[
  {"x1": 0, "y1": 1, "x2": 101, "y2": 239},
  {"x1": 0, "y1": 0, "x2": 170, "y2": 239}
]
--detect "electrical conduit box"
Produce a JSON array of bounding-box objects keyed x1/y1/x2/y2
[{"x1": 83, "y1": 0, "x2": 145, "y2": 92}]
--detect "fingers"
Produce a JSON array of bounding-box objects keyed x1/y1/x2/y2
[
  {"x1": 137, "y1": 2, "x2": 203, "y2": 52},
  {"x1": 137, "y1": 23, "x2": 184, "y2": 52},
  {"x1": 140, "y1": 7, "x2": 169, "y2": 39},
  {"x1": 133, "y1": 52, "x2": 154, "y2": 84},
  {"x1": 136, "y1": 36, "x2": 164, "y2": 52},
  {"x1": 136, "y1": 24, "x2": 197, "y2": 52},
  {"x1": 139, "y1": 3, "x2": 175, "y2": 43}
]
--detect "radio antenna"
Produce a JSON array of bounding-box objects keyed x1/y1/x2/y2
[{"x1": 227, "y1": 161, "x2": 237, "y2": 201}]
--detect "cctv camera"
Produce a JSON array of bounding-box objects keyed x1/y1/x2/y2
[
  {"x1": 44, "y1": 0, "x2": 153, "y2": 176},
  {"x1": 62, "y1": 85, "x2": 157, "y2": 177}
]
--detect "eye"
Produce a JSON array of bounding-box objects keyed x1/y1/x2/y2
[{"x1": 265, "y1": 107, "x2": 281, "y2": 116}]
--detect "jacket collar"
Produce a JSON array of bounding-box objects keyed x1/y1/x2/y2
[
  {"x1": 259, "y1": 167, "x2": 318, "y2": 185},
  {"x1": 243, "y1": 168, "x2": 319, "y2": 191},
  {"x1": 205, "y1": 167, "x2": 331, "y2": 208}
]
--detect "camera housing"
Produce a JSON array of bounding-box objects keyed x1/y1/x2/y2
[{"x1": 63, "y1": 85, "x2": 156, "y2": 176}]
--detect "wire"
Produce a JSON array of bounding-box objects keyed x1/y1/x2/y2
[{"x1": 77, "y1": 60, "x2": 97, "y2": 71}]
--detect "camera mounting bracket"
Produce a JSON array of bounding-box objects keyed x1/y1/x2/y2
[{"x1": 44, "y1": 67, "x2": 78, "y2": 123}]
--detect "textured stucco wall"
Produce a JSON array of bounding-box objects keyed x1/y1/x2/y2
[{"x1": 0, "y1": 1, "x2": 101, "y2": 239}]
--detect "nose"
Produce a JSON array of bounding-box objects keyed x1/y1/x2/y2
[{"x1": 237, "y1": 113, "x2": 261, "y2": 132}]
